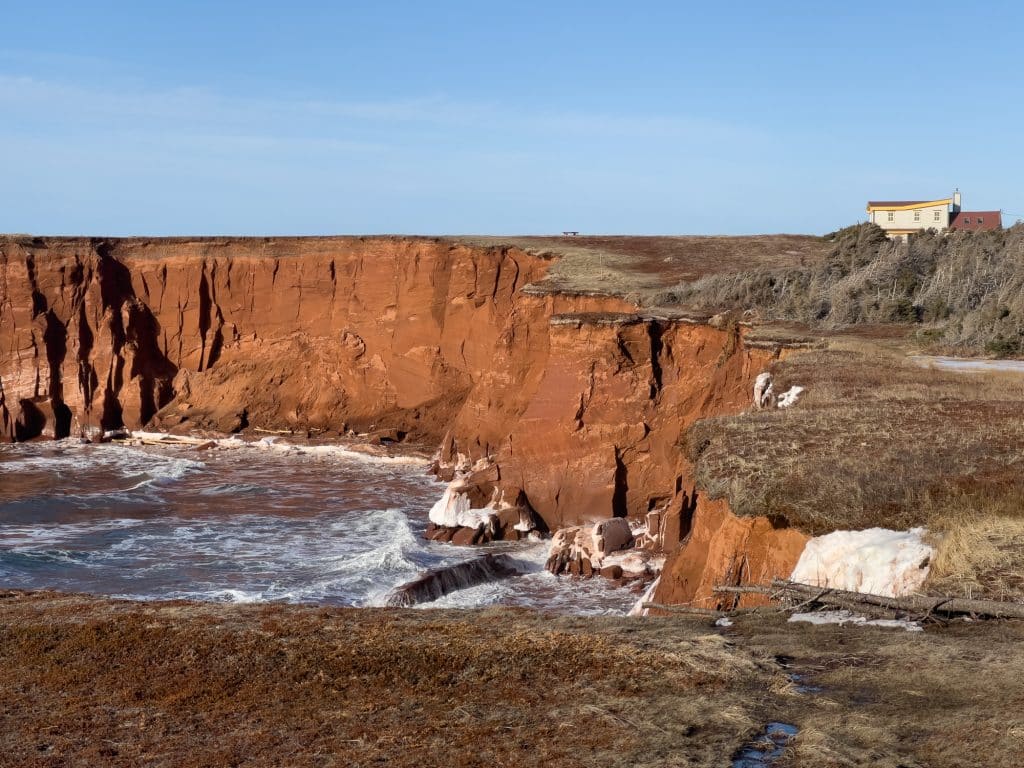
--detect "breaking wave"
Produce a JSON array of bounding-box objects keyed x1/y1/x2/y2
[{"x1": 0, "y1": 440, "x2": 636, "y2": 614}]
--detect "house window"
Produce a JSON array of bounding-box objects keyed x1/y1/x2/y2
[
  {"x1": 934, "y1": 210, "x2": 941, "y2": 221},
  {"x1": 963, "y1": 218, "x2": 971, "y2": 225},
  {"x1": 914, "y1": 210, "x2": 920, "y2": 222},
  {"x1": 977, "y1": 217, "x2": 984, "y2": 225},
  {"x1": 888, "y1": 211, "x2": 895, "y2": 222}
]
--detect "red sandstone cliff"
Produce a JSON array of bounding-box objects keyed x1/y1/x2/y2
[{"x1": 0, "y1": 235, "x2": 804, "y2": 604}]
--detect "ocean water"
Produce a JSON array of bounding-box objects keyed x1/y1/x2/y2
[{"x1": 0, "y1": 439, "x2": 635, "y2": 614}]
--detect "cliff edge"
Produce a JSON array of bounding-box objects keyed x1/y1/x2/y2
[{"x1": 0, "y1": 234, "x2": 820, "y2": 604}]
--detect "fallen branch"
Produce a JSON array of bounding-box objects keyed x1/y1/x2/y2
[
  {"x1": 640, "y1": 602, "x2": 778, "y2": 618},
  {"x1": 641, "y1": 603, "x2": 725, "y2": 617},
  {"x1": 713, "y1": 579, "x2": 1024, "y2": 620}
]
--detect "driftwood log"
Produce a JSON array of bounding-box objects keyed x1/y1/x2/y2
[
  {"x1": 640, "y1": 603, "x2": 782, "y2": 618},
  {"x1": 713, "y1": 579, "x2": 1024, "y2": 620}
]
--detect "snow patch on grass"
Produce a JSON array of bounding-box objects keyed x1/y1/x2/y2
[{"x1": 789, "y1": 609, "x2": 922, "y2": 632}]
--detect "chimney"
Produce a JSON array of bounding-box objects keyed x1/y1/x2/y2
[{"x1": 953, "y1": 188, "x2": 962, "y2": 213}]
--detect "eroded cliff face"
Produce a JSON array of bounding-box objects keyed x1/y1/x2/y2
[
  {"x1": 0, "y1": 236, "x2": 559, "y2": 441},
  {"x1": 652, "y1": 495, "x2": 809, "y2": 608},
  {"x1": 0, "y1": 235, "x2": 802, "y2": 605}
]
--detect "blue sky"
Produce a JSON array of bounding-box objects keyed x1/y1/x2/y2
[{"x1": 1, "y1": 1, "x2": 1022, "y2": 235}]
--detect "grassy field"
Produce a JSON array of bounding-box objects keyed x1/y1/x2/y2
[
  {"x1": 0, "y1": 591, "x2": 776, "y2": 768},
  {"x1": 454, "y1": 234, "x2": 830, "y2": 303},
  {"x1": 686, "y1": 340, "x2": 1024, "y2": 601},
  {"x1": 730, "y1": 612, "x2": 1024, "y2": 767},
  {"x1": 3, "y1": 591, "x2": 1024, "y2": 768}
]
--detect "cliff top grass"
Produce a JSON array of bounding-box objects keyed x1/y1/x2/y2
[
  {"x1": 687, "y1": 340, "x2": 1024, "y2": 600},
  {"x1": 454, "y1": 234, "x2": 831, "y2": 300}
]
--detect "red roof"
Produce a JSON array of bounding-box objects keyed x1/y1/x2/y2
[
  {"x1": 949, "y1": 211, "x2": 1002, "y2": 231},
  {"x1": 867, "y1": 200, "x2": 936, "y2": 208}
]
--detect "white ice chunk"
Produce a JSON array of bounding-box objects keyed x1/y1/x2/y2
[
  {"x1": 790, "y1": 527, "x2": 933, "y2": 597},
  {"x1": 428, "y1": 481, "x2": 472, "y2": 528},
  {"x1": 753, "y1": 372, "x2": 774, "y2": 409},
  {"x1": 776, "y1": 385, "x2": 804, "y2": 408},
  {"x1": 628, "y1": 575, "x2": 661, "y2": 617},
  {"x1": 427, "y1": 476, "x2": 494, "y2": 529},
  {"x1": 789, "y1": 610, "x2": 922, "y2": 632}
]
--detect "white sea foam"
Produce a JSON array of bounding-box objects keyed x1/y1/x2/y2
[
  {"x1": 126, "y1": 431, "x2": 429, "y2": 466},
  {"x1": 0, "y1": 439, "x2": 633, "y2": 615},
  {"x1": 0, "y1": 518, "x2": 147, "y2": 547},
  {"x1": 0, "y1": 443, "x2": 204, "y2": 495}
]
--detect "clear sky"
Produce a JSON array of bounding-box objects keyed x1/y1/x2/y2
[{"x1": 2, "y1": 1, "x2": 1022, "y2": 236}]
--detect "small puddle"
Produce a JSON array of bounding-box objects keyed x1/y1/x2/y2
[
  {"x1": 789, "y1": 673, "x2": 823, "y2": 694},
  {"x1": 732, "y1": 722, "x2": 799, "y2": 767}
]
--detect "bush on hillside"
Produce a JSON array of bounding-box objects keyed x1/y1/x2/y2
[{"x1": 657, "y1": 222, "x2": 1024, "y2": 356}]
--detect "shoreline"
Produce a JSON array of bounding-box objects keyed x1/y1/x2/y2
[{"x1": 0, "y1": 436, "x2": 646, "y2": 615}]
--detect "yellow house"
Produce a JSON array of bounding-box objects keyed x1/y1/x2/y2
[{"x1": 866, "y1": 191, "x2": 960, "y2": 237}]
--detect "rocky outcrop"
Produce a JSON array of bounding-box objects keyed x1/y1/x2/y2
[
  {"x1": 652, "y1": 495, "x2": 810, "y2": 609},
  {"x1": 544, "y1": 518, "x2": 636, "y2": 575},
  {"x1": 1, "y1": 234, "x2": 796, "y2": 606},
  {"x1": 384, "y1": 554, "x2": 519, "y2": 607},
  {"x1": 424, "y1": 456, "x2": 543, "y2": 544}
]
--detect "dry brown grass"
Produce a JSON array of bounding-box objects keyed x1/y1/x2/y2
[
  {"x1": 927, "y1": 509, "x2": 1024, "y2": 601},
  {"x1": 5, "y1": 592, "x2": 1024, "y2": 768},
  {"x1": 652, "y1": 223, "x2": 1024, "y2": 357},
  {"x1": 730, "y1": 613, "x2": 1024, "y2": 768},
  {"x1": 453, "y1": 234, "x2": 830, "y2": 302},
  {"x1": 687, "y1": 340, "x2": 1024, "y2": 598},
  {"x1": 0, "y1": 591, "x2": 779, "y2": 768}
]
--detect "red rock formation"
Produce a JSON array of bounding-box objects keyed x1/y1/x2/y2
[
  {"x1": 0, "y1": 234, "x2": 801, "y2": 605},
  {"x1": 652, "y1": 495, "x2": 809, "y2": 609},
  {"x1": 0, "y1": 236, "x2": 555, "y2": 440}
]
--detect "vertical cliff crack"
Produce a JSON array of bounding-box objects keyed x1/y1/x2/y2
[
  {"x1": 24, "y1": 253, "x2": 48, "y2": 318},
  {"x1": 157, "y1": 264, "x2": 168, "y2": 315},
  {"x1": 42, "y1": 310, "x2": 72, "y2": 438},
  {"x1": 509, "y1": 255, "x2": 521, "y2": 294},
  {"x1": 76, "y1": 301, "x2": 97, "y2": 426},
  {"x1": 612, "y1": 448, "x2": 629, "y2": 518},
  {"x1": 197, "y1": 265, "x2": 212, "y2": 371},
  {"x1": 491, "y1": 259, "x2": 503, "y2": 299},
  {"x1": 648, "y1": 320, "x2": 664, "y2": 400},
  {"x1": 0, "y1": 378, "x2": 11, "y2": 439}
]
